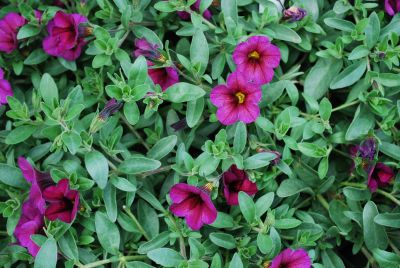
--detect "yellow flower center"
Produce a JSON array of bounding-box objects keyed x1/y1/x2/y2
[
  {"x1": 235, "y1": 92, "x2": 246, "y2": 104},
  {"x1": 262, "y1": 261, "x2": 271, "y2": 268},
  {"x1": 203, "y1": 182, "x2": 214, "y2": 192},
  {"x1": 248, "y1": 50, "x2": 260, "y2": 60},
  {"x1": 158, "y1": 54, "x2": 167, "y2": 63}
]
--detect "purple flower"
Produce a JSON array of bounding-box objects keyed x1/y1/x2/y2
[
  {"x1": 385, "y1": 0, "x2": 400, "y2": 16},
  {"x1": 148, "y1": 61, "x2": 179, "y2": 91},
  {"x1": 0, "y1": 13, "x2": 26, "y2": 53},
  {"x1": 270, "y1": 248, "x2": 311, "y2": 268},
  {"x1": 210, "y1": 71, "x2": 262, "y2": 125},
  {"x1": 134, "y1": 38, "x2": 163, "y2": 62},
  {"x1": 42, "y1": 11, "x2": 88, "y2": 61},
  {"x1": 99, "y1": 98, "x2": 123, "y2": 120},
  {"x1": 233, "y1": 36, "x2": 281, "y2": 85},
  {"x1": 177, "y1": 0, "x2": 212, "y2": 20},
  {"x1": 351, "y1": 138, "x2": 376, "y2": 160},
  {"x1": 367, "y1": 163, "x2": 395, "y2": 192},
  {"x1": 43, "y1": 179, "x2": 80, "y2": 223},
  {"x1": 283, "y1": 7, "x2": 307, "y2": 22},
  {"x1": 223, "y1": 165, "x2": 258, "y2": 205},
  {"x1": 0, "y1": 68, "x2": 13, "y2": 106},
  {"x1": 169, "y1": 183, "x2": 217, "y2": 230}
]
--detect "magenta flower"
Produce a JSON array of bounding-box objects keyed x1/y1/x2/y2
[
  {"x1": 169, "y1": 183, "x2": 217, "y2": 230},
  {"x1": 177, "y1": 0, "x2": 212, "y2": 20},
  {"x1": 42, "y1": 11, "x2": 88, "y2": 61},
  {"x1": 283, "y1": 7, "x2": 307, "y2": 22},
  {"x1": 270, "y1": 248, "x2": 311, "y2": 268},
  {"x1": 210, "y1": 71, "x2": 262, "y2": 125},
  {"x1": 134, "y1": 38, "x2": 162, "y2": 61},
  {"x1": 385, "y1": 0, "x2": 400, "y2": 16},
  {"x1": 223, "y1": 165, "x2": 258, "y2": 205},
  {"x1": 148, "y1": 61, "x2": 179, "y2": 91},
  {"x1": 233, "y1": 36, "x2": 281, "y2": 85},
  {"x1": 350, "y1": 138, "x2": 376, "y2": 161},
  {"x1": 0, "y1": 68, "x2": 13, "y2": 106},
  {"x1": 0, "y1": 13, "x2": 26, "y2": 53},
  {"x1": 43, "y1": 179, "x2": 80, "y2": 223},
  {"x1": 367, "y1": 163, "x2": 395, "y2": 192}
]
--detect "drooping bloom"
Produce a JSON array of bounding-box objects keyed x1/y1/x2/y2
[
  {"x1": 0, "y1": 13, "x2": 26, "y2": 53},
  {"x1": 367, "y1": 163, "x2": 395, "y2": 192},
  {"x1": 233, "y1": 36, "x2": 281, "y2": 85},
  {"x1": 134, "y1": 38, "x2": 163, "y2": 62},
  {"x1": 169, "y1": 183, "x2": 217, "y2": 230},
  {"x1": 223, "y1": 165, "x2": 258, "y2": 205},
  {"x1": 283, "y1": 7, "x2": 307, "y2": 22},
  {"x1": 177, "y1": 0, "x2": 212, "y2": 20},
  {"x1": 350, "y1": 138, "x2": 376, "y2": 161},
  {"x1": 99, "y1": 98, "x2": 123, "y2": 120},
  {"x1": 43, "y1": 179, "x2": 80, "y2": 223},
  {"x1": 385, "y1": 0, "x2": 400, "y2": 16},
  {"x1": 0, "y1": 68, "x2": 13, "y2": 106},
  {"x1": 148, "y1": 61, "x2": 179, "y2": 91},
  {"x1": 270, "y1": 248, "x2": 311, "y2": 268},
  {"x1": 42, "y1": 11, "x2": 88, "y2": 61},
  {"x1": 210, "y1": 71, "x2": 262, "y2": 125}
]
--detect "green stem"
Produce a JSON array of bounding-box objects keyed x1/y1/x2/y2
[
  {"x1": 123, "y1": 206, "x2": 151, "y2": 241},
  {"x1": 376, "y1": 189, "x2": 400, "y2": 206},
  {"x1": 78, "y1": 255, "x2": 147, "y2": 268},
  {"x1": 331, "y1": 100, "x2": 360, "y2": 112},
  {"x1": 138, "y1": 164, "x2": 173, "y2": 178},
  {"x1": 361, "y1": 247, "x2": 377, "y2": 268},
  {"x1": 167, "y1": 213, "x2": 187, "y2": 259},
  {"x1": 120, "y1": 115, "x2": 150, "y2": 150},
  {"x1": 316, "y1": 194, "x2": 329, "y2": 210}
]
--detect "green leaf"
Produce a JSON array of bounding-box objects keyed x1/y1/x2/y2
[
  {"x1": 238, "y1": 191, "x2": 256, "y2": 223},
  {"x1": 380, "y1": 142, "x2": 400, "y2": 161},
  {"x1": 62, "y1": 132, "x2": 81, "y2": 155},
  {"x1": 363, "y1": 201, "x2": 388, "y2": 251},
  {"x1": 124, "y1": 102, "x2": 140, "y2": 125},
  {"x1": 164, "y1": 83, "x2": 205, "y2": 103},
  {"x1": 17, "y1": 24, "x2": 41, "y2": 39},
  {"x1": 209, "y1": 233, "x2": 236, "y2": 249},
  {"x1": 58, "y1": 230, "x2": 78, "y2": 261},
  {"x1": 0, "y1": 164, "x2": 29, "y2": 189},
  {"x1": 243, "y1": 152, "x2": 276, "y2": 169},
  {"x1": 257, "y1": 233, "x2": 273, "y2": 254},
  {"x1": 95, "y1": 211, "x2": 120, "y2": 254},
  {"x1": 298, "y1": 142, "x2": 329, "y2": 158},
  {"x1": 186, "y1": 98, "x2": 204, "y2": 128},
  {"x1": 343, "y1": 187, "x2": 371, "y2": 201},
  {"x1": 229, "y1": 253, "x2": 243, "y2": 268},
  {"x1": 365, "y1": 12, "x2": 380, "y2": 49},
  {"x1": 321, "y1": 249, "x2": 345, "y2": 268},
  {"x1": 210, "y1": 212, "x2": 235, "y2": 228},
  {"x1": 104, "y1": 183, "x2": 117, "y2": 222},
  {"x1": 324, "y1": 18, "x2": 355, "y2": 32},
  {"x1": 24, "y1": 49, "x2": 49, "y2": 65},
  {"x1": 374, "y1": 73, "x2": 400, "y2": 87},
  {"x1": 126, "y1": 262, "x2": 156, "y2": 268},
  {"x1": 345, "y1": 105, "x2": 375, "y2": 141},
  {"x1": 274, "y1": 218, "x2": 302, "y2": 229},
  {"x1": 147, "y1": 248, "x2": 183, "y2": 267},
  {"x1": 119, "y1": 156, "x2": 161, "y2": 174},
  {"x1": 233, "y1": 122, "x2": 247, "y2": 154},
  {"x1": 138, "y1": 200, "x2": 159, "y2": 239},
  {"x1": 39, "y1": 73, "x2": 59, "y2": 106},
  {"x1": 221, "y1": 0, "x2": 238, "y2": 24},
  {"x1": 319, "y1": 98, "x2": 332, "y2": 121},
  {"x1": 269, "y1": 24, "x2": 302, "y2": 43},
  {"x1": 110, "y1": 177, "x2": 137, "y2": 192},
  {"x1": 329, "y1": 200, "x2": 352, "y2": 233},
  {"x1": 190, "y1": 30, "x2": 209, "y2": 74},
  {"x1": 277, "y1": 179, "x2": 313, "y2": 197},
  {"x1": 255, "y1": 192, "x2": 274, "y2": 217},
  {"x1": 330, "y1": 60, "x2": 367, "y2": 89},
  {"x1": 34, "y1": 237, "x2": 57, "y2": 268},
  {"x1": 138, "y1": 232, "x2": 170, "y2": 254},
  {"x1": 374, "y1": 213, "x2": 400, "y2": 228},
  {"x1": 147, "y1": 135, "x2": 177, "y2": 160},
  {"x1": 85, "y1": 151, "x2": 109, "y2": 189},
  {"x1": 372, "y1": 249, "x2": 400, "y2": 268},
  {"x1": 348, "y1": 45, "x2": 370, "y2": 60},
  {"x1": 5, "y1": 125, "x2": 37, "y2": 145}
]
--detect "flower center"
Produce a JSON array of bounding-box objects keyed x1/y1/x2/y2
[
  {"x1": 201, "y1": 182, "x2": 214, "y2": 193},
  {"x1": 157, "y1": 54, "x2": 167, "y2": 63},
  {"x1": 248, "y1": 50, "x2": 260, "y2": 60},
  {"x1": 235, "y1": 92, "x2": 246, "y2": 104}
]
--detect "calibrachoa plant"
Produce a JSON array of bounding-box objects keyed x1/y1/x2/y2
[{"x1": 0, "y1": 0, "x2": 399, "y2": 268}]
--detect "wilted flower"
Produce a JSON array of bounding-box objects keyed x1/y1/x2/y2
[
  {"x1": 367, "y1": 163, "x2": 395, "y2": 192},
  {"x1": 169, "y1": 183, "x2": 217, "y2": 230},
  {"x1": 385, "y1": 0, "x2": 400, "y2": 16},
  {"x1": 0, "y1": 13, "x2": 26, "y2": 53},
  {"x1": 99, "y1": 98, "x2": 123, "y2": 120},
  {"x1": 256, "y1": 148, "x2": 281, "y2": 165},
  {"x1": 233, "y1": 36, "x2": 281, "y2": 85},
  {"x1": 350, "y1": 138, "x2": 376, "y2": 161},
  {"x1": 42, "y1": 11, "x2": 88, "y2": 61},
  {"x1": 0, "y1": 68, "x2": 13, "y2": 106},
  {"x1": 134, "y1": 38, "x2": 165, "y2": 62},
  {"x1": 283, "y1": 7, "x2": 307, "y2": 22},
  {"x1": 210, "y1": 71, "x2": 262, "y2": 125},
  {"x1": 43, "y1": 179, "x2": 80, "y2": 223},
  {"x1": 177, "y1": 0, "x2": 212, "y2": 20},
  {"x1": 148, "y1": 61, "x2": 179, "y2": 91},
  {"x1": 270, "y1": 248, "x2": 311, "y2": 268},
  {"x1": 223, "y1": 165, "x2": 258, "y2": 205}
]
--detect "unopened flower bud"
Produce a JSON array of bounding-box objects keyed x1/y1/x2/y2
[{"x1": 283, "y1": 6, "x2": 307, "y2": 22}]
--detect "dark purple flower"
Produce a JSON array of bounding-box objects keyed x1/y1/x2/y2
[
  {"x1": 99, "y1": 98, "x2": 123, "y2": 120},
  {"x1": 270, "y1": 248, "x2": 311, "y2": 268},
  {"x1": 233, "y1": 36, "x2": 281, "y2": 85},
  {"x1": 134, "y1": 38, "x2": 164, "y2": 62},
  {"x1": 42, "y1": 11, "x2": 88, "y2": 61},
  {"x1": 177, "y1": 0, "x2": 212, "y2": 20},
  {"x1": 223, "y1": 165, "x2": 258, "y2": 205},
  {"x1": 0, "y1": 68, "x2": 13, "y2": 106},
  {"x1": 148, "y1": 61, "x2": 179, "y2": 91},
  {"x1": 210, "y1": 71, "x2": 262, "y2": 125},
  {"x1": 367, "y1": 163, "x2": 395, "y2": 192},
  {"x1": 43, "y1": 179, "x2": 80, "y2": 223},
  {"x1": 0, "y1": 13, "x2": 26, "y2": 53},
  {"x1": 283, "y1": 7, "x2": 307, "y2": 22},
  {"x1": 169, "y1": 183, "x2": 217, "y2": 230},
  {"x1": 385, "y1": 0, "x2": 400, "y2": 16}
]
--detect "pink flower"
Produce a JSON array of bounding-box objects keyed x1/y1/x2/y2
[
  {"x1": 0, "y1": 13, "x2": 26, "y2": 53},
  {"x1": 233, "y1": 36, "x2": 281, "y2": 85},
  {"x1": 42, "y1": 11, "x2": 87, "y2": 61},
  {"x1": 283, "y1": 7, "x2": 307, "y2": 22},
  {"x1": 43, "y1": 179, "x2": 80, "y2": 223},
  {"x1": 148, "y1": 61, "x2": 179, "y2": 91},
  {"x1": 223, "y1": 165, "x2": 258, "y2": 205},
  {"x1": 270, "y1": 248, "x2": 311, "y2": 268},
  {"x1": 177, "y1": 0, "x2": 212, "y2": 20},
  {"x1": 210, "y1": 71, "x2": 262, "y2": 125},
  {"x1": 385, "y1": 0, "x2": 400, "y2": 16},
  {"x1": 134, "y1": 38, "x2": 162, "y2": 61},
  {"x1": 0, "y1": 68, "x2": 13, "y2": 106},
  {"x1": 367, "y1": 163, "x2": 395, "y2": 192},
  {"x1": 169, "y1": 183, "x2": 217, "y2": 230}
]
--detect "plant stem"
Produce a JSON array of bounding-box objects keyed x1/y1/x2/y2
[
  {"x1": 138, "y1": 164, "x2": 173, "y2": 178},
  {"x1": 361, "y1": 247, "x2": 377, "y2": 268},
  {"x1": 331, "y1": 100, "x2": 360, "y2": 112},
  {"x1": 167, "y1": 213, "x2": 187, "y2": 259},
  {"x1": 123, "y1": 206, "x2": 151, "y2": 241},
  {"x1": 78, "y1": 255, "x2": 147, "y2": 268},
  {"x1": 316, "y1": 194, "x2": 329, "y2": 210},
  {"x1": 376, "y1": 189, "x2": 400, "y2": 206},
  {"x1": 120, "y1": 115, "x2": 150, "y2": 150}
]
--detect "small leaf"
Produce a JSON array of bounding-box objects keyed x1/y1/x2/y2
[
  {"x1": 39, "y1": 73, "x2": 59, "y2": 106},
  {"x1": 330, "y1": 60, "x2": 367, "y2": 89},
  {"x1": 95, "y1": 211, "x2": 120, "y2": 254},
  {"x1": 34, "y1": 237, "x2": 57, "y2": 268},
  {"x1": 210, "y1": 233, "x2": 236, "y2": 249},
  {"x1": 147, "y1": 248, "x2": 183, "y2": 267},
  {"x1": 164, "y1": 83, "x2": 206, "y2": 103},
  {"x1": 238, "y1": 191, "x2": 256, "y2": 223},
  {"x1": 119, "y1": 157, "x2": 161, "y2": 174},
  {"x1": 85, "y1": 151, "x2": 109, "y2": 189}
]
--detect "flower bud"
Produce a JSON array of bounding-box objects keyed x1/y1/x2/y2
[{"x1": 283, "y1": 6, "x2": 307, "y2": 22}]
